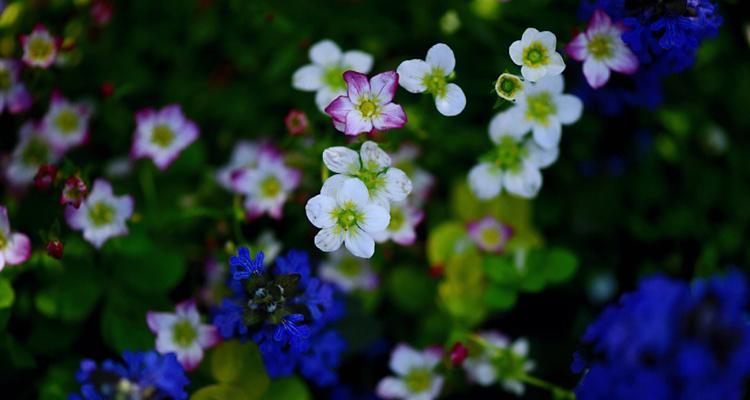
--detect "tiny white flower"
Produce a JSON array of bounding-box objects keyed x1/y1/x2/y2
[
  {"x1": 147, "y1": 300, "x2": 220, "y2": 371},
  {"x1": 509, "y1": 28, "x2": 566, "y2": 82},
  {"x1": 319, "y1": 249, "x2": 378, "y2": 292},
  {"x1": 464, "y1": 332, "x2": 534, "y2": 396},
  {"x1": 494, "y1": 73, "x2": 524, "y2": 102},
  {"x1": 42, "y1": 93, "x2": 93, "y2": 153},
  {"x1": 396, "y1": 43, "x2": 466, "y2": 116},
  {"x1": 292, "y1": 39, "x2": 374, "y2": 112},
  {"x1": 321, "y1": 141, "x2": 412, "y2": 210},
  {"x1": 232, "y1": 155, "x2": 301, "y2": 220},
  {"x1": 377, "y1": 344, "x2": 444, "y2": 400},
  {"x1": 371, "y1": 201, "x2": 424, "y2": 246},
  {"x1": 510, "y1": 74, "x2": 583, "y2": 149},
  {"x1": 305, "y1": 178, "x2": 390, "y2": 259},
  {"x1": 468, "y1": 109, "x2": 559, "y2": 199},
  {"x1": 65, "y1": 179, "x2": 134, "y2": 249},
  {"x1": 130, "y1": 104, "x2": 199, "y2": 171}
]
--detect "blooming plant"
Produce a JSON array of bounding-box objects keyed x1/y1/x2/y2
[{"x1": 0, "y1": 1, "x2": 744, "y2": 399}]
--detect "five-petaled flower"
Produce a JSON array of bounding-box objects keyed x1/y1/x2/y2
[
  {"x1": 6, "y1": 122, "x2": 61, "y2": 188},
  {"x1": 65, "y1": 179, "x2": 133, "y2": 249},
  {"x1": 0, "y1": 206, "x2": 31, "y2": 271},
  {"x1": 321, "y1": 141, "x2": 412, "y2": 210},
  {"x1": 467, "y1": 216, "x2": 514, "y2": 253},
  {"x1": 463, "y1": 332, "x2": 534, "y2": 395},
  {"x1": 292, "y1": 39, "x2": 373, "y2": 112},
  {"x1": 468, "y1": 109, "x2": 559, "y2": 199},
  {"x1": 147, "y1": 300, "x2": 220, "y2": 371},
  {"x1": 376, "y1": 344, "x2": 444, "y2": 400},
  {"x1": 42, "y1": 93, "x2": 93, "y2": 152},
  {"x1": 325, "y1": 71, "x2": 407, "y2": 136},
  {"x1": 566, "y1": 10, "x2": 639, "y2": 89},
  {"x1": 0, "y1": 59, "x2": 32, "y2": 115},
  {"x1": 231, "y1": 154, "x2": 301, "y2": 220},
  {"x1": 306, "y1": 178, "x2": 390, "y2": 258},
  {"x1": 397, "y1": 43, "x2": 467, "y2": 116},
  {"x1": 131, "y1": 104, "x2": 200, "y2": 171},
  {"x1": 509, "y1": 28, "x2": 566, "y2": 82},
  {"x1": 20, "y1": 24, "x2": 60, "y2": 69}
]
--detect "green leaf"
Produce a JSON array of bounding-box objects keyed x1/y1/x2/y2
[
  {"x1": 210, "y1": 340, "x2": 270, "y2": 399},
  {"x1": 482, "y1": 255, "x2": 521, "y2": 287},
  {"x1": 100, "y1": 290, "x2": 166, "y2": 352},
  {"x1": 484, "y1": 285, "x2": 518, "y2": 310},
  {"x1": 386, "y1": 266, "x2": 434, "y2": 314},
  {"x1": 191, "y1": 384, "x2": 251, "y2": 400},
  {"x1": 544, "y1": 248, "x2": 579, "y2": 284},
  {"x1": 105, "y1": 231, "x2": 186, "y2": 294},
  {"x1": 427, "y1": 222, "x2": 471, "y2": 266},
  {"x1": 4, "y1": 335, "x2": 36, "y2": 369},
  {"x1": 0, "y1": 278, "x2": 14, "y2": 309},
  {"x1": 261, "y1": 377, "x2": 311, "y2": 400},
  {"x1": 34, "y1": 261, "x2": 103, "y2": 322}
]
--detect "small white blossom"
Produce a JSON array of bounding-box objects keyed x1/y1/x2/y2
[
  {"x1": 305, "y1": 178, "x2": 390, "y2": 259},
  {"x1": 147, "y1": 300, "x2": 220, "y2": 371},
  {"x1": 65, "y1": 179, "x2": 133, "y2": 249},
  {"x1": 292, "y1": 39, "x2": 373, "y2": 112},
  {"x1": 464, "y1": 332, "x2": 534, "y2": 396},
  {"x1": 509, "y1": 28, "x2": 566, "y2": 82},
  {"x1": 377, "y1": 344, "x2": 444, "y2": 400},
  {"x1": 397, "y1": 43, "x2": 466, "y2": 116}
]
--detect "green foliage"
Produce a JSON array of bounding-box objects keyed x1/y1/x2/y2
[
  {"x1": 189, "y1": 341, "x2": 271, "y2": 400},
  {"x1": 0, "y1": 277, "x2": 14, "y2": 309}
]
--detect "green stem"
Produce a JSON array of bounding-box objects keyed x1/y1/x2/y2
[
  {"x1": 517, "y1": 374, "x2": 576, "y2": 399},
  {"x1": 139, "y1": 165, "x2": 158, "y2": 215}
]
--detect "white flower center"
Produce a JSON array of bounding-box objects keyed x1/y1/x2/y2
[
  {"x1": 333, "y1": 201, "x2": 363, "y2": 232},
  {"x1": 54, "y1": 109, "x2": 80, "y2": 134},
  {"x1": 171, "y1": 319, "x2": 198, "y2": 348},
  {"x1": 151, "y1": 124, "x2": 175, "y2": 148},
  {"x1": 88, "y1": 202, "x2": 115, "y2": 227},
  {"x1": 523, "y1": 41, "x2": 549, "y2": 67},
  {"x1": 525, "y1": 92, "x2": 556, "y2": 125},
  {"x1": 588, "y1": 33, "x2": 614, "y2": 60},
  {"x1": 27, "y1": 36, "x2": 54, "y2": 61}
]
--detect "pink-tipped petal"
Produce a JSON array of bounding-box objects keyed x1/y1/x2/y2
[
  {"x1": 588, "y1": 9, "x2": 613, "y2": 34},
  {"x1": 198, "y1": 325, "x2": 221, "y2": 348},
  {"x1": 565, "y1": 33, "x2": 589, "y2": 61},
  {"x1": 3, "y1": 233, "x2": 31, "y2": 265},
  {"x1": 370, "y1": 71, "x2": 399, "y2": 104},
  {"x1": 146, "y1": 311, "x2": 176, "y2": 332},
  {"x1": 582, "y1": 58, "x2": 611, "y2": 89},
  {"x1": 372, "y1": 103, "x2": 407, "y2": 131},
  {"x1": 179, "y1": 346, "x2": 204, "y2": 372},
  {"x1": 343, "y1": 71, "x2": 371, "y2": 103},
  {"x1": 324, "y1": 95, "x2": 354, "y2": 123},
  {"x1": 606, "y1": 46, "x2": 639, "y2": 74}
]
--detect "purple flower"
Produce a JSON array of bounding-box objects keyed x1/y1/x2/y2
[
  {"x1": 65, "y1": 179, "x2": 133, "y2": 249},
  {"x1": 325, "y1": 71, "x2": 407, "y2": 136},
  {"x1": 20, "y1": 24, "x2": 60, "y2": 69},
  {"x1": 131, "y1": 104, "x2": 199, "y2": 171},
  {"x1": 42, "y1": 92, "x2": 93, "y2": 152},
  {"x1": 467, "y1": 216, "x2": 514, "y2": 253},
  {"x1": 147, "y1": 300, "x2": 220, "y2": 371},
  {"x1": 0, "y1": 206, "x2": 31, "y2": 271},
  {"x1": 0, "y1": 59, "x2": 32, "y2": 115}
]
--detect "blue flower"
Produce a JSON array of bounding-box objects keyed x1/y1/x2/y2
[
  {"x1": 273, "y1": 314, "x2": 311, "y2": 352},
  {"x1": 573, "y1": 270, "x2": 750, "y2": 400},
  {"x1": 275, "y1": 250, "x2": 312, "y2": 284},
  {"x1": 230, "y1": 246, "x2": 265, "y2": 280},
  {"x1": 69, "y1": 351, "x2": 189, "y2": 400},
  {"x1": 213, "y1": 299, "x2": 248, "y2": 339}
]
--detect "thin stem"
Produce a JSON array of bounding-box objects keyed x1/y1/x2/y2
[
  {"x1": 139, "y1": 165, "x2": 158, "y2": 215},
  {"x1": 517, "y1": 374, "x2": 576, "y2": 399}
]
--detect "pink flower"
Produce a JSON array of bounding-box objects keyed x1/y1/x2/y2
[
  {"x1": 467, "y1": 216, "x2": 513, "y2": 253},
  {"x1": 0, "y1": 206, "x2": 31, "y2": 271},
  {"x1": 284, "y1": 109, "x2": 309, "y2": 135},
  {"x1": 65, "y1": 179, "x2": 133, "y2": 249},
  {"x1": 91, "y1": 0, "x2": 114, "y2": 26},
  {"x1": 0, "y1": 59, "x2": 32, "y2": 114},
  {"x1": 147, "y1": 300, "x2": 220, "y2": 371},
  {"x1": 42, "y1": 92, "x2": 93, "y2": 152},
  {"x1": 216, "y1": 140, "x2": 281, "y2": 192},
  {"x1": 60, "y1": 176, "x2": 89, "y2": 209},
  {"x1": 131, "y1": 105, "x2": 200, "y2": 171},
  {"x1": 325, "y1": 71, "x2": 407, "y2": 136},
  {"x1": 20, "y1": 24, "x2": 60, "y2": 69},
  {"x1": 231, "y1": 155, "x2": 301, "y2": 220},
  {"x1": 566, "y1": 10, "x2": 639, "y2": 89}
]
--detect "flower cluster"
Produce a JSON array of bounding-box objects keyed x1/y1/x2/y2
[
  {"x1": 572, "y1": 270, "x2": 750, "y2": 399},
  {"x1": 463, "y1": 332, "x2": 535, "y2": 395},
  {"x1": 305, "y1": 141, "x2": 414, "y2": 258},
  {"x1": 212, "y1": 248, "x2": 345, "y2": 386},
  {"x1": 216, "y1": 140, "x2": 301, "y2": 220},
  {"x1": 69, "y1": 351, "x2": 190, "y2": 400}
]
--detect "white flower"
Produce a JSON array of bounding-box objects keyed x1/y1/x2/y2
[
  {"x1": 509, "y1": 28, "x2": 566, "y2": 82},
  {"x1": 371, "y1": 201, "x2": 424, "y2": 246},
  {"x1": 42, "y1": 93, "x2": 93, "y2": 152},
  {"x1": 0, "y1": 206, "x2": 31, "y2": 271},
  {"x1": 511, "y1": 74, "x2": 583, "y2": 149},
  {"x1": 65, "y1": 179, "x2": 134, "y2": 249},
  {"x1": 130, "y1": 105, "x2": 199, "y2": 171},
  {"x1": 231, "y1": 155, "x2": 300, "y2": 220},
  {"x1": 305, "y1": 178, "x2": 389, "y2": 259},
  {"x1": 463, "y1": 332, "x2": 534, "y2": 396},
  {"x1": 321, "y1": 141, "x2": 412, "y2": 210},
  {"x1": 292, "y1": 39, "x2": 373, "y2": 112},
  {"x1": 215, "y1": 141, "x2": 280, "y2": 191},
  {"x1": 5, "y1": 122, "x2": 61, "y2": 187},
  {"x1": 468, "y1": 109, "x2": 559, "y2": 199},
  {"x1": 376, "y1": 344, "x2": 444, "y2": 400},
  {"x1": 319, "y1": 249, "x2": 378, "y2": 292},
  {"x1": 396, "y1": 43, "x2": 466, "y2": 116},
  {"x1": 147, "y1": 300, "x2": 220, "y2": 371}
]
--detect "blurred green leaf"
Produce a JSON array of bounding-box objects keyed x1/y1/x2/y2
[
  {"x1": 260, "y1": 377, "x2": 311, "y2": 400},
  {"x1": 209, "y1": 340, "x2": 270, "y2": 399},
  {"x1": 484, "y1": 286, "x2": 517, "y2": 310},
  {"x1": 0, "y1": 277, "x2": 14, "y2": 309},
  {"x1": 34, "y1": 261, "x2": 103, "y2": 322},
  {"x1": 104, "y1": 231, "x2": 186, "y2": 294},
  {"x1": 191, "y1": 384, "x2": 251, "y2": 400},
  {"x1": 386, "y1": 266, "x2": 434, "y2": 314}
]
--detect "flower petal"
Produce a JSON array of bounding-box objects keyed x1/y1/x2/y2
[
  {"x1": 371, "y1": 103, "x2": 407, "y2": 131},
  {"x1": 383, "y1": 168, "x2": 413, "y2": 202},
  {"x1": 521, "y1": 27, "x2": 540, "y2": 45},
  {"x1": 520, "y1": 65, "x2": 546, "y2": 82},
  {"x1": 532, "y1": 118, "x2": 562, "y2": 149},
  {"x1": 425, "y1": 43, "x2": 456, "y2": 75},
  {"x1": 341, "y1": 50, "x2": 373, "y2": 73},
  {"x1": 504, "y1": 163, "x2": 542, "y2": 198},
  {"x1": 336, "y1": 178, "x2": 370, "y2": 206},
  {"x1": 390, "y1": 344, "x2": 424, "y2": 375},
  {"x1": 309, "y1": 40, "x2": 342, "y2": 66},
  {"x1": 509, "y1": 40, "x2": 524, "y2": 66},
  {"x1": 376, "y1": 377, "x2": 410, "y2": 399},
  {"x1": 583, "y1": 58, "x2": 611, "y2": 89},
  {"x1": 306, "y1": 194, "x2": 337, "y2": 228},
  {"x1": 538, "y1": 31, "x2": 558, "y2": 52},
  {"x1": 565, "y1": 33, "x2": 589, "y2": 61},
  {"x1": 526, "y1": 142, "x2": 559, "y2": 169},
  {"x1": 314, "y1": 227, "x2": 345, "y2": 252},
  {"x1": 321, "y1": 174, "x2": 349, "y2": 197},
  {"x1": 468, "y1": 163, "x2": 502, "y2": 200},
  {"x1": 198, "y1": 325, "x2": 221, "y2": 348},
  {"x1": 588, "y1": 10, "x2": 613, "y2": 34},
  {"x1": 324, "y1": 95, "x2": 354, "y2": 123},
  {"x1": 345, "y1": 109, "x2": 374, "y2": 135},
  {"x1": 292, "y1": 64, "x2": 324, "y2": 91},
  {"x1": 146, "y1": 312, "x2": 177, "y2": 332},
  {"x1": 360, "y1": 141, "x2": 391, "y2": 171},
  {"x1": 556, "y1": 94, "x2": 583, "y2": 125},
  {"x1": 489, "y1": 108, "x2": 527, "y2": 143},
  {"x1": 2, "y1": 233, "x2": 31, "y2": 265},
  {"x1": 344, "y1": 227, "x2": 375, "y2": 258},
  {"x1": 315, "y1": 86, "x2": 343, "y2": 112},
  {"x1": 344, "y1": 71, "x2": 371, "y2": 103},
  {"x1": 435, "y1": 83, "x2": 466, "y2": 116},
  {"x1": 323, "y1": 146, "x2": 360, "y2": 173},
  {"x1": 546, "y1": 52, "x2": 566, "y2": 76},
  {"x1": 359, "y1": 204, "x2": 390, "y2": 234},
  {"x1": 370, "y1": 71, "x2": 398, "y2": 104},
  {"x1": 532, "y1": 74, "x2": 564, "y2": 95},
  {"x1": 396, "y1": 59, "x2": 430, "y2": 93},
  {"x1": 606, "y1": 45, "x2": 639, "y2": 75}
]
